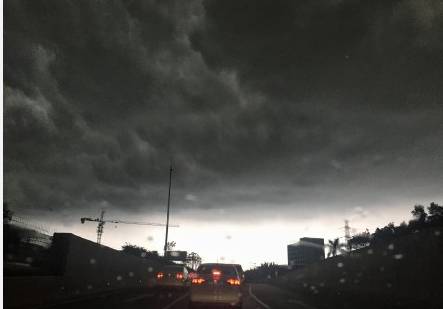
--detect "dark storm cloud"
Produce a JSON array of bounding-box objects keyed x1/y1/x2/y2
[{"x1": 4, "y1": 0, "x2": 443, "y2": 219}]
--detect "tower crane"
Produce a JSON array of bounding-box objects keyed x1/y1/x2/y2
[{"x1": 80, "y1": 210, "x2": 179, "y2": 244}]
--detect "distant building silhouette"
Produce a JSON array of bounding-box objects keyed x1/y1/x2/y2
[{"x1": 287, "y1": 237, "x2": 324, "y2": 269}]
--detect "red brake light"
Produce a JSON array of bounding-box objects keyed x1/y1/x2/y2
[
  {"x1": 157, "y1": 272, "x2": 164, "y2": 279},
  {"x1": 176, "y1": 272, "x2": 184, "y2": 280},
  {"x1": 212, "y1": 269, "x2": 222, "y2": 280},
  {"x1": 227, "y1": 278, "x2": 241, "y2": 285},
  {"x1": 212, "y1": 270, "x2": 221, "y2": 276},
  {"x1": 192, "y1": 278, "x2": 205, "y2": 284}
]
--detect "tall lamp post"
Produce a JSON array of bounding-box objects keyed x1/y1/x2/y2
[{"x1": 163, "y1": 163, "x2": 174, "y2": 257}]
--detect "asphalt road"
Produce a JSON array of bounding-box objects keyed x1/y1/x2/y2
[{"x1": 45, "y1": 283, "x2": 315, "y2": 309}]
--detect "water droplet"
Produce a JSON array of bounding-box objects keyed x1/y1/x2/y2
[
  {"x1": 339, "y1": 278, "x2": 346, "y2": 284},
  {"x1": 148, "y1": 267, "x2": 154, "y2": 272},
  {"x1": 388, "y1": 244, "x2": 394, "y2": 250},
  {"x1": 106, "y1": 282, "x2": 110, "y2": 286},
  {"x1": 357, "y1": 272, "x2": 362, "y2": 277},
  {"x1": 129, "y1": 272, "x2": 134, "y2": 277},
  {"x1": 89, "y1": 258, "x2": 96, "y2": 264},
  {"x1": 319, "y1": 282, "x2": 325, "y2": 287},
  {"x1": 87, "y1": 285, "x2": 93, "y2": 290},
  {"x1": 394, "y1": 254, "x2": 404, "y2": 260},
  {"x1": 116, "y1": 275, "x2": 122, "y2": 281},
  {"x1": 141, "y1": 252, "x2": 147, "y2": 258},
  {"x1": 337, "y1": 262, "x2": 344, "y2": 268},
  {"x1": 25, "y1": 257, "x2": 33, "y2": 263},
  {"x1": 367, "y1": 249, "x2": 373, "y2": 255},
  {"x1": 434, "y1": 230, "x2": 441, "y2": 236},
  {"x1": 167, "y1": 292, "x2": 172, "y2": 298},
  {"x1": 379, "y1": 267, "x2": 385, "y2": 272},
  {"x1": 386, "y1": 283, "x2": 392, "y2": 288},
  {"x1": 303, "y1": 283, "x2": 308, "y2": 288},
  {"x1": 354, "y1": 279, "x2": 359, "y2": 284}
]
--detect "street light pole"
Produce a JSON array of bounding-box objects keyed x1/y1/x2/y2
[{"x1": 164, "y1": 163, "x2": 173, "y2": 257}]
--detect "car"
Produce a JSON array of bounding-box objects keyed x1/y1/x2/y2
[
  {"x1": 189, "y1": 263, "x2": 243, "y2": 308},
  {"x1": 155, "y1": 264, "x2": 189, "y2": 290}
]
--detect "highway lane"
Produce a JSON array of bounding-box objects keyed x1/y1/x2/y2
[{"x1": 45, "y1": 283, "x2": 314, "y2": 309}]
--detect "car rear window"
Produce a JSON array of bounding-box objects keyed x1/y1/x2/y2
[
  {"x1": 197, "y1": 264, "x2": 237, "y2": 275},
  {"x1": 162, "y1": 266, "x2": 183, "y2": 272}
]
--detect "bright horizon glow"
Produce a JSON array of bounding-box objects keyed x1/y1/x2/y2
[{"x1": 37, "y1": 203, "x2": 417, "y2": 270}]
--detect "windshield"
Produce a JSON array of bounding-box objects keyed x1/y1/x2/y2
[
  {"x1": 4, "y1": 1, "x2": 443, "y2": 309},
  {"x1": 197, "y1": 264, "x2": 237, "y2": 276}
]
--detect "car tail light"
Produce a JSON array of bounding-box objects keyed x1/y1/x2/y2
[
  {"x1": 176, "y1": 272, "x2": 184, "y2": 280},
  {"x1": 156, "y1": 272, "x2": 164, "y2": 279},
  {"x1": 192, "y1": 278, "x2": 205, "y2": 284},
  {"x1": 227, "y1": 278, "x2": 241, "y2": 285},
  {"x1": 212, "y1": 269, "x2": 221, "y2": 280}
]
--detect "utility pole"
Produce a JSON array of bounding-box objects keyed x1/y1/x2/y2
[{"x1": 164, "y1": 163, "x2": 174, "y2": 257}]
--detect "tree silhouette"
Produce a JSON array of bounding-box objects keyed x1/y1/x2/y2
[
  {"x1": 427, "y1": 202, "x2": 443, "y2": 226},
  {"x1": 327, "y1": 238, "x2": 345, "y2": 257},
  {"x1": 121, "y1": 243, "x2": 159, "y2": 259},
  {"x1": 166, "y1": 241, "x2": 176, "y2": 251},
  {"x1": 412, "y1": 205, "x2": 427, "y2": 222},
  {"x1": 348, "y1": 229, "x2": 371, "y2": 250},
  {"x1": 186, "y1": 252, "x2": 202, "y2": 270}
]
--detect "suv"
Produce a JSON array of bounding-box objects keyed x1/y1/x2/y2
[{"x1": 190, "y1": 263, "x2": 243, "y2": 308}]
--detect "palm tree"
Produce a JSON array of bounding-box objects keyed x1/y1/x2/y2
[{"x1": 327, "y1": 238, "x2": 345, "y2": 257}]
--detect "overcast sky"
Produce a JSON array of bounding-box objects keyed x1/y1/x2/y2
[{"x1": 4, "y1": 0, "x2": 443, "y2": 267}]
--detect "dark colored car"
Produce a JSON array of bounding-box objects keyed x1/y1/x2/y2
[
  {"x1": 189, "y1": 263, "x2": 243, "y2": 308},
  {"x1": 156, "y1": 264, "x2": 189, "y2": 289}
]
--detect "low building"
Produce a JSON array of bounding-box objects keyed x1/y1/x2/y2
[{"x1": 287, "y1": 237, "x2": 325, "y2": 269}]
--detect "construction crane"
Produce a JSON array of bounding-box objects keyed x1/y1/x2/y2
[{"x1": 80, "y1": 210, "x2": 179, "y2": 244}]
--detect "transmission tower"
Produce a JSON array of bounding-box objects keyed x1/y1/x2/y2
[{"x1": 344, "y1": 219, "x2": 351, "y2": 242}]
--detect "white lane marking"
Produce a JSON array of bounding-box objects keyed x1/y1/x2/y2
[
  {"x1": 249, "y1": 285, "x2": 271, "y2": 309},
  {"x1": 124, "y1": 293, "x2": 155, "y2": 303},
  {"x1": 162, "y1": 292, "x2": 189, "y2": 309}
]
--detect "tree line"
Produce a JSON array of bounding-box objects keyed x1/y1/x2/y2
[{"x1": 328, "y1": 202, "x2": 443, "y2": 257}]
